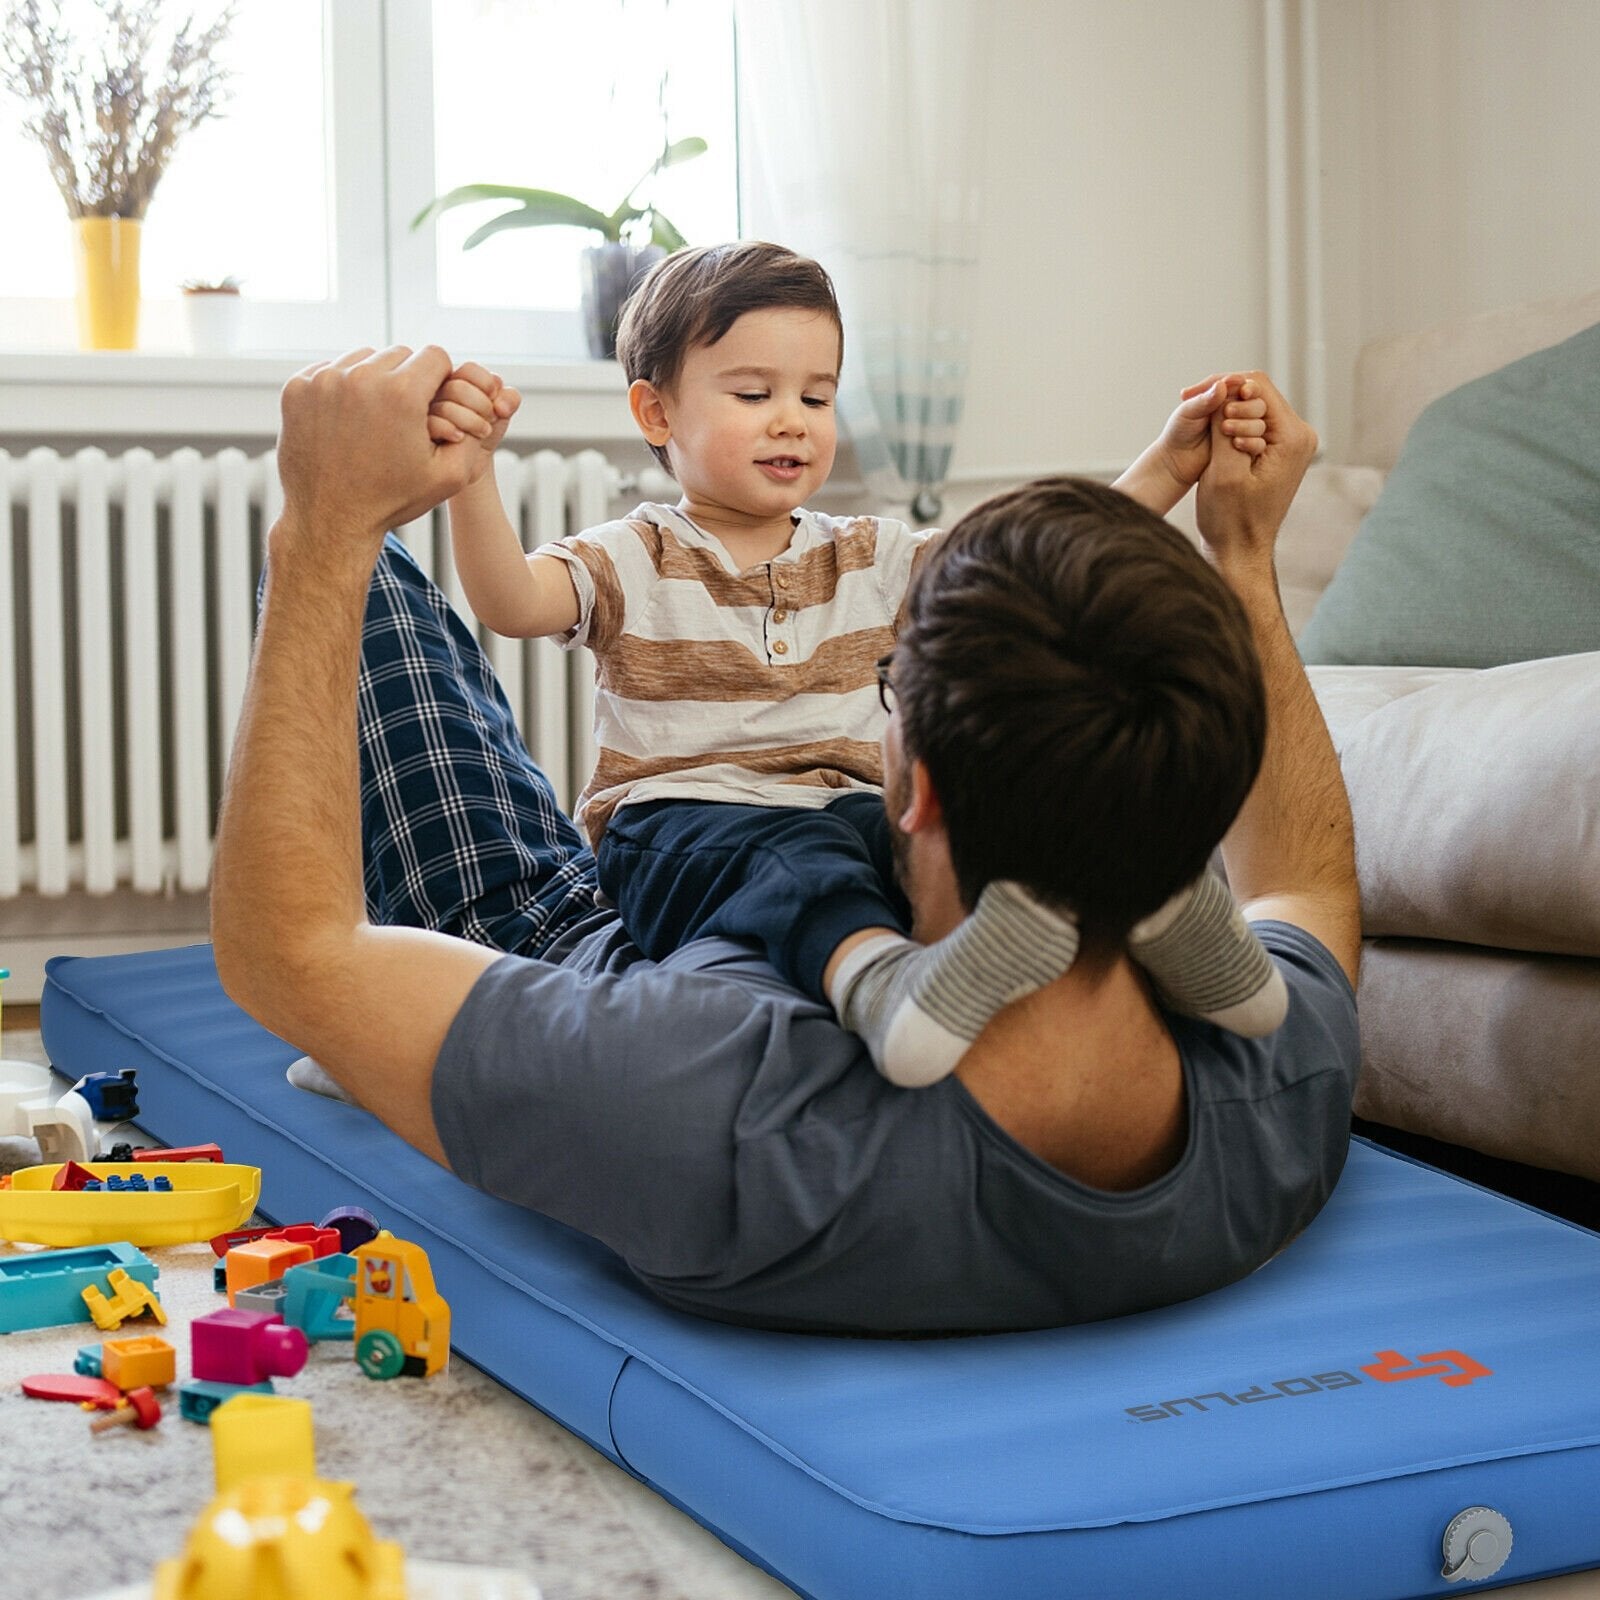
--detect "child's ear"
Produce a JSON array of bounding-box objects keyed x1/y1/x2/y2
[{"x1": 629, "y1": 379, "x2": 671, "y2": 448}]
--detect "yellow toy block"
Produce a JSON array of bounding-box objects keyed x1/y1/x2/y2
[
  {"x1": 82, "y1": 1267, "x2": 168, "y2": 1331},
  {"x1": 211, "y1": 1394, "x2": 316, "y2": 1491},
  {"x1": 102, "y1": 1333, "x2": 177, "y2": 1390},
  {"x1": 225, "y1": 1236, "x2": 315, "y2": 1306}
]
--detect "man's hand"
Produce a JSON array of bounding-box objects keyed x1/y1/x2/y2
[
  {"x1": 1112, "y1": 374, "x2": 1267, "y2": 518},
  {"x1": 276, "y1": 345, "x2": 478, "y2": 555},
  {"x1": 1161, "y1": 374, "x2": 1268, "y2": 487},
  {"x1": 1193, "y1": 370, "x2": 1318, "y2": 577},
  {"x1": 428, "y1": 362, "x2": 523, "y2": 490}
]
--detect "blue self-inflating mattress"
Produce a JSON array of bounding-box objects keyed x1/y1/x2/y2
[{"x1": 39, "y1": 944, "x2": 1600, "y2": 1599}]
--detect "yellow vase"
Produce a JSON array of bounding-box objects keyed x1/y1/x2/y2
[{"x1": 74, "y1": 216, "x2": 143, "y2": 350}]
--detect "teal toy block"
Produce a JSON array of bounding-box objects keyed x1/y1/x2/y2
[
  {"x1": 0, "y1": 1242, "x2": 158, "y2": 1333},
  {"x1": 177, "y1": 1377, "x2": 275, "y2": 1424},
  {"x1": 74, "y1": 1342, "x2": 104, "y2": 1376},
  {"x1": 281, "y1": 1252, "x2": 358, "y2": 1341}
]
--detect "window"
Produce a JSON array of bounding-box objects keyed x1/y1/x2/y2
[{"x1": 0, "y1": 0, "x2": 737, "y2": 358}]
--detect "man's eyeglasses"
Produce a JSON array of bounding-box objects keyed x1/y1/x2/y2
[{"x1": 875, "y1": 654, "x2": 896, "y2": 715}]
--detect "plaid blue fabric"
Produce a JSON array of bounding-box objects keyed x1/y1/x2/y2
[{"x1": 279, "y1": 534, "x2": 601, "y2": 958}]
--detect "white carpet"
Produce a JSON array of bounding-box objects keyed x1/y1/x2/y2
[{"x1": 0, "y1": 1034, "x2": 794, "y2": 1600}]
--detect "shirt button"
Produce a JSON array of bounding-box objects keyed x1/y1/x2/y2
[
  {"x1": 775, "y1": 571, "x2": 790, "y2": 590},
  {"x1": 772, "y1": 640, "x2": 789, "y2": 656},
  {"x1": 773, "y1": 608, "x2": 789, "y2": 623}
]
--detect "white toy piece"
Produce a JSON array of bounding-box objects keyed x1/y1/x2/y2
[{"x1": 0, "y1": 1061, "x2": 103, "y2": 1165}]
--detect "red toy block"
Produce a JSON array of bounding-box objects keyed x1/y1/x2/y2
[
  {"x1": 191, "y1": 1308, "x2": 309, "y2": 1386},
  {"x1": 134, "y1": 1142, "x2": 222, "y2": 1164},
  {"x1": 265, "y1": 1224, "x2": 341, "y2": 1260},
  {"x1": 208, "y1": 1222, "x2": 315, "y2": 1258},
  {"x1": 51, "y1": 1161, "x2": 100, "y2": 1192},
  {"x1": 89, "y1": 1385, "x2": 161, "y2": 1433}
]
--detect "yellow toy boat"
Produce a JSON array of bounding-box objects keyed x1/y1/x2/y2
[{"x1": 0, "y1": 1162, "x2": 261, "y2": 1247}]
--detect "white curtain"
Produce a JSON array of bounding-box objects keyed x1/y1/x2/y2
[{"x1": 734, "y1": 0, "x2": 989, "y2": 521}]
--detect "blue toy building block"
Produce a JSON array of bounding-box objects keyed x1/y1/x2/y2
[
  {"x1": 74, "y1": 1343, "x2": 104, "y2": 1377},
  {"x1": 178, "y1": 1377, "x2": 275, "y2": 1424},
  {"x1": 0, "y1": 1242, "x2": 158, "y2": 1333},
  {"x1": 73, "y1": 1070, "x2": 140, "y2": 1122},
  {"x1": 281, "y1": 1253, "x2": 359, "y2": 1341}
]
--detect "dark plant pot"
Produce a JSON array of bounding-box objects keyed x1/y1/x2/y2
[{"x1": 579, "y1": 242, "x2": 666, "y2": 360}]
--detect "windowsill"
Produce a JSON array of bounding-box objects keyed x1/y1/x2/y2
[{"x1": 0, "y1": 350, "x2": 638, "y2": 445}]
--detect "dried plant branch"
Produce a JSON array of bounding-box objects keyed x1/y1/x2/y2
[{"x1": 1, "y1": 0, "x2": 236, "y2": 219}]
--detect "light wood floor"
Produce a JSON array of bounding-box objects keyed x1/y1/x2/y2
[{"x1": 2, "y1": 1004, "x2": 41, "y2": 1033}]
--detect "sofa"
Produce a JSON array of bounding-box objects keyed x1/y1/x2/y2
[{"x1": 1170, "y1": 287, "x2": 1600, "y2": 1185}]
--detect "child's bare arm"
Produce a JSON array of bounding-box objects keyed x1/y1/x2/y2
[
  {"x1": 431, "y1": 364, "x2": 581, "y2": 638},
  {"x1": 1114, "y1": 375, "x2": 1268, "y2": 517},
  {"x1": 448, "y1": 480, "x2": 582, "y2": 638}
]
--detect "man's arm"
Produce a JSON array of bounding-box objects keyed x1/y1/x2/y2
[
  {"x1": 210, "y1": 347, "x2": 503, "y2": 1164},
  {"x1": 1194, "y1": 373, "x2": 1361, "y2": 988}
]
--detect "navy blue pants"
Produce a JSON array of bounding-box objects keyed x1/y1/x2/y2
[{"x1": 598, "y1": 795, "x2": 913, "y2": 1002}]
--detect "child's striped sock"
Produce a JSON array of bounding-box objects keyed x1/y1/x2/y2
[
  {"x1": 830, "y1": 881, "x2": 1080, "y2": 1088},
  {"x1": 1127, "y1": 870, "x2": 1288, "y2": 1036}
]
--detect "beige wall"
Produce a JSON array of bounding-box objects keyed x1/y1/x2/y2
[{"x1": 943, "y1": 0, "x2": 1600, "y2": 515}]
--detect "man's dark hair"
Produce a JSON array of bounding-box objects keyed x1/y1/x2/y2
[
  {"x1": 894, "y1": 477, "x2": 1267, "y2": 950},
  {"x1": 615, "y1": 241, "x2": 844, "y2": 472}
]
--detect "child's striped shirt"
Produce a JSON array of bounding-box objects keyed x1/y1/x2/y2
[{"x1": 540, "y1": 503, "x2": 939, "y2": 846}]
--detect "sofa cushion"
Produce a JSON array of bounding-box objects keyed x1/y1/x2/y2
[
  {"x1": 1308, "y1": 654, "x2": 1600, "y2": 959},
  {"x1": 1353, "y1": 937, "x2": 1600, "y2": 1184},
  {"x1": 1299, "y1": 319, "x2": 1600, "y2": 668}
]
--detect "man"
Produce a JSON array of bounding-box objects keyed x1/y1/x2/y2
[{"x1": 211, "y1": 347, "x2": 1358, "y2": 1334}]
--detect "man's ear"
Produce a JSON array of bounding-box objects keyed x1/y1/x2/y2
[
  {"x1": 629, "y1": 379, "x2": 671, "y2": 448},
  {"x1": 896, "y1": 757, "x2": 944, "y2": 835}
]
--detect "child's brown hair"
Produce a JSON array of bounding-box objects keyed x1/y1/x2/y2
[{"x1": 615, "y1": 241, "x2": 844, "y2": 471}]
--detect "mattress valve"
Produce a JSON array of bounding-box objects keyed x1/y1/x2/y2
[{"x1": 1441, "y1": 1506, "x2": 1513, "y2": 1582}]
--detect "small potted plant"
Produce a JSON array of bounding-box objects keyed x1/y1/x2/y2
[
  {"x1": 0, "y1": 0, "x2": 236, "y2": 350},
  {"x1": 179, "y1": 274, "x2": 242, "y2": 354},
  {"x1": 412, "y1": 136, "x2": 707, "y2": 359}
]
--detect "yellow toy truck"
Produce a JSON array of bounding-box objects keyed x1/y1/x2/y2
[{"x1": 349, "y1": 1233, "x2": 450, "y2": 1380}]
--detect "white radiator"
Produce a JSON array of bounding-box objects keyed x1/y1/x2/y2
[{"x1": 0, "y1": 445, "x2": 669, "y2": 899}]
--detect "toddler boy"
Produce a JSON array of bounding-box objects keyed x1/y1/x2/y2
[{"x1": 426, "y1": 241, "x2": 1287, "y2": 1087}]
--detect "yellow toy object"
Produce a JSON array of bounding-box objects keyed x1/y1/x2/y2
[
  {"x1": 154, "y1": 1475, "x2": 407, "y2": 1600},
  {"x1": 137, "y1": 1392, "x2": 541, "y2": 1600},
  {"x1": 0, "y1": 1161, "x2": 261, "y2": 1247},
  {"x1": 83, "y1": 1267, "x2": 168, "y2": 1331},
  {"x1": 350, "y1": 1233, "x2": 451, "y2": 1380},
  {"x1": 211, "y1": 1394, "x2": 315, "y2": 1489}
]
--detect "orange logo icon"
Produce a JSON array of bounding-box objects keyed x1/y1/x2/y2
[{"x1": 1360, "y1": 1349, "x2": 1492, "y2": 1388}]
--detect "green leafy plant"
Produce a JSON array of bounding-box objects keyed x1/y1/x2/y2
[{"x1": 410, "y1": 136, "x2": 707, "y2": 252}]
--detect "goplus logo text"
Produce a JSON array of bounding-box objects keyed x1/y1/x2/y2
[{"x1": 1125, "y1": 1348, "x2": 1493, "y2": 1422}]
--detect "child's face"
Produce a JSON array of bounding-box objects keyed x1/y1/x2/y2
[{"x1": 655, "y1": 306, "x2": 841, "y2": 523}]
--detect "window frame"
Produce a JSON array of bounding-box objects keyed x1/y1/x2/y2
[{"x1": 1, "y1": 0, "x2": 735, "y2": 362}]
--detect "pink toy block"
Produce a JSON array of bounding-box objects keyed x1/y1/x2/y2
[{"x1": 190, "y1": 1307, "x2": 309, "y2": 1386}]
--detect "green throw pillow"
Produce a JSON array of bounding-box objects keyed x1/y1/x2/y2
[{"x1": 1299, "y1": 319, "x2": 1600, "y2": 667}]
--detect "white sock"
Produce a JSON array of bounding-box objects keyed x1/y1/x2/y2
[
  {"x1": 830, "y1": 882, "x2": 1080, "y2": 1088},
  {"x1": 286, "y1": 1055, "x2": 358, "y2": 1106},
  {"x1": 1128, "y1": 870, "x2": 1288, "y2": 1036}
]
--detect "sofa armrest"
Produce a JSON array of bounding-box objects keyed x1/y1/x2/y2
[{"x1": 1166, "y1": 463, "x2": 1383, "y2": 638}]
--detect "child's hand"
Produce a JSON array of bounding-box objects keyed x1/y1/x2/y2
[
  {"x1": 1158, "y1": 374, "x2": 1268, "y2": 493},
  {"x1": 427, "y1": 363, "x2": 522, "y2": 487}
]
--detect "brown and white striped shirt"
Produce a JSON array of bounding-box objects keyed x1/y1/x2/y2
[{"x1": 543, "y1": 503, "x2": 939, "y2": 847}]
